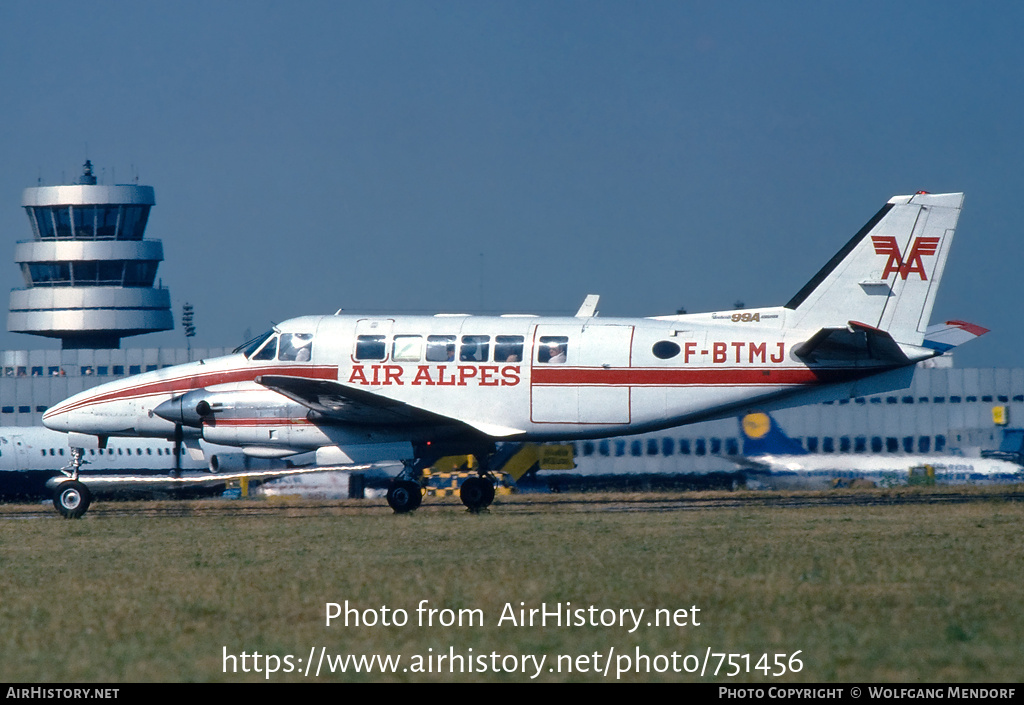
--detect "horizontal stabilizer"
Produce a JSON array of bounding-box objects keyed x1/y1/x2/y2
[
  {"x1": 922, "y1": 320, "x2": 990, "y2": 353},
  {"x1": 792, "y1": 321, "x2": 913, "y2": 364}
]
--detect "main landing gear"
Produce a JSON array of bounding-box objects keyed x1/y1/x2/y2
[
  {"x1": 386, "y1": 449, "x2": 497, "y2": 514},
  {"x1": 458, "y1": 475, "x2": 495, "y2": 513},
  {"x1": 386, "y1": 479, "x2": 423, "y2": 513}
]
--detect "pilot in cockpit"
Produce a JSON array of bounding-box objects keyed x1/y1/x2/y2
[{"x1": 279, "y1": 333, "x2": 314, "y2": 362}]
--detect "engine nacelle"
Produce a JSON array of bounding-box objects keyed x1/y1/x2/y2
[{"x1": 153, "y1": 389, "x2": 218, "y2": 428}]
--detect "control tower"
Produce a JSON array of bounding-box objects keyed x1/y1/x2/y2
[{"x1": 8, "y1": 160, "x2": 173, "y2": 348}]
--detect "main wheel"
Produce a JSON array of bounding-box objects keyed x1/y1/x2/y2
[
  {"x1": 53, "y1": 480, "x2": 92, "y2": 519},
  {"x1": 386, "y1": 480, "x2": 422, "y2": 513},
  {"x1": 460, "y1": 476, "x2": 495, "y2": 511}
]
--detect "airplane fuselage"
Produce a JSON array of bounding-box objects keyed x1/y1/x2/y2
[
  {"x1": 745, "y1": 453, "x2": 1023, "y2": 489},
  {"x1": 43, "y1": 309, "x2": 918, "y2": 463}
]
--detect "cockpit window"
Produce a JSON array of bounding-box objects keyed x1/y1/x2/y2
[
  {"x1": 236, "y1": 330, "x2": 274, "y2": 357},
  {"x1": 279, "y1": 333, "x2": 314, "y2": 361},
  {"x1": 252, "y1": 335, "x2": 278, "y2": 361}
]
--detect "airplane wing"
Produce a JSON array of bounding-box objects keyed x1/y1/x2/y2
[
  {"x1": 254, "y1": 375, "x2": 526, "y2": 438},
  {"x1": 46, "y1": 463, "x2": 385, "y2": 495}
]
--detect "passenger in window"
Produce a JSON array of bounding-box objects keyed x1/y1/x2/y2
[
  {"x1": 538, "y1": 336, "x2": 568, "y2": 363},
  {"x1": 460, "y1": 336, "x2": 489, "y2": 362},
  {"x1": 425, "y1": 336, "x2": 455, "y2": 362},
  {"x1": 547, "y1": 343, "x2": 566, "y2": 363},
  {"x1": 460, "y1": 341, "x2": 479, "y2": 362},
  {"x1": 494, "y1": 336, "x2": 524, "y2": 362}
]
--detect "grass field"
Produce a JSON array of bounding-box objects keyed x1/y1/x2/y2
[{"x1": 1, "y1": 490, "x2": 1022, "y2": 682}]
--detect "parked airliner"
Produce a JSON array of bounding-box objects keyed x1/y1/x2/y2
[
  {"x1": 0, "y1": 425, "x2": 366, "y2": 516},
  {"x1": 42, "y1": 192, "x2": 986, "y2": 516},
  {"x1": 736, "y1": 411, "x2": 1022, "y2": 488}
]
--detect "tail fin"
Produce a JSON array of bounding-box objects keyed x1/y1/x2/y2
[
  {"x1": 785, "y1": 192, "x2": 963, "y2": 346},
  {"x1": 739, "y1": 412, "x2": 807, "y2": 456}
]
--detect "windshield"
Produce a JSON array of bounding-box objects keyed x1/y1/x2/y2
[{"x1": 234, "y1": 330, "x2": 274, "y2": 357}]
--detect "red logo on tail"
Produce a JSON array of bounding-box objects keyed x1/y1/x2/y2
[{"x1": 872, "y1": 236, "x2": 940, "y2": 280}]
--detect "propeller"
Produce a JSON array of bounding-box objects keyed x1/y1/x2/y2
[{"x1": 172, "y1": 423, "x2": 183, "y2": 476}]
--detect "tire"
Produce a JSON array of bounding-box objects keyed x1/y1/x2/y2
[
  {"x1": 460, "y1": 476, "x2": 495, "y2": 511},
  {"x1": 386, "y1": 480, "x2": 422, "y2": 513},
  {"x1": 53, "y1": 480, "x2": 92, "y2": 519}
]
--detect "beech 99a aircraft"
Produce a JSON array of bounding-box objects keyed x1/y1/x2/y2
[{"x1": 43, "y1": 192, "x2": 986, "y2": 516}]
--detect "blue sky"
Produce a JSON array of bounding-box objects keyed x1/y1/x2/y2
[{"x1": 0, "y1": 1, "x2": 1020, "y2": 367}]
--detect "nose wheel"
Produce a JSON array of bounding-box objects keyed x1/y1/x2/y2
[{"x1": 53, "y1": 480, "x2": 92, "y2": 519}]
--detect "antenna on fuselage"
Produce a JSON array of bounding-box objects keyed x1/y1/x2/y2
[{"x1": 575, "y1": 295, "x2": 600, "y2": 318}]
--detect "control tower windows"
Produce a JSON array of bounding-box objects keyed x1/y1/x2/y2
[
  {"x1": 25, "y1": 262, "x2": 70, "y2": 285},
  {"x1": 27, "y1": 205, "x2": 150, "y2": 241},
  {"x1": 123, "y1": 261, "x2": 158, "y2": 286},
  {"x1": 23, "y1": 260, "x2": 158, "y2": 287},
  {"x1": 118, "y1": 206, "x2": 149, "y2": 240}
]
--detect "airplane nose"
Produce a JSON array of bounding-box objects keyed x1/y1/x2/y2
[{"x1": 42, "y1": 407, "x2": 68, "y2": 432}]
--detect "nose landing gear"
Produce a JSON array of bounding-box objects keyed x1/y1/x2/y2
[
  {"x1": 53, "y1": 479, "x2": 92, "y2": 519},
  {"x1": 53, "y1": 446, "x2": 92, "y2": 518}
]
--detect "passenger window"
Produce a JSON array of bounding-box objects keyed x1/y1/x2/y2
[
  {"x1": 537, "y1": 336, "x2": 568, "y2": 364},
  {"x1": 460, "y1": 336, "x2": 489, "y2": 362},
  {"x1": 252, "y1": 335, "x2": 278, "y2": 361},
  {"x1": 356, "y1": 335, "x2": 386, "y2": 360},
  {"x1": 652, "y1": 341, "x2": 681, "y2": 359},
  {"x1": 426, "y1": 335, "x2": 456, "y2": 362},
  {"x1": 494, "y1": 336, "x2": 524, "y2": 363},
  {"x1": 278, "y1": 333, "x2": 314, "y2": 361},
  {"x1": 392, "y1": 335, "x2": 423, "y2": 362}
]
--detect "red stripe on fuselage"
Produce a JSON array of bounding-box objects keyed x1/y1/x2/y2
[
  {"x1": 47, "y1": 365, "x2": 339, "y2": 416},
  {"x1": 530, "y1": 366, "x2": 866, "y2": 386}
]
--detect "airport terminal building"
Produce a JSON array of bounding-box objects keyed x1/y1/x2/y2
[{"x1": 1, "y1": 164, "x2": 1019, "y2": 480}]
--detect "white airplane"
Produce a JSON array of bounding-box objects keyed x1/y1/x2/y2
[
  {"x1": 42, "y1": 192, "x2": 987, "y2": 516},
  {"x1": 0, "y1": 425, "x2": 316, "y2": 513},
  {"x1": 736, "y1": 411, "x2": 1023, "y2": 488}
]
